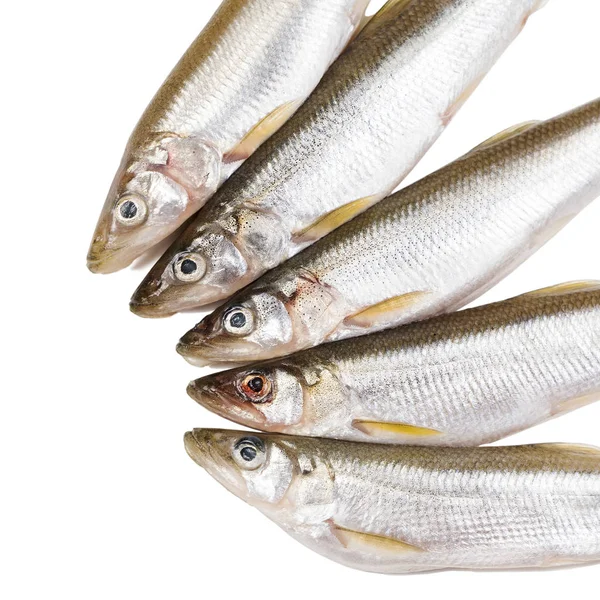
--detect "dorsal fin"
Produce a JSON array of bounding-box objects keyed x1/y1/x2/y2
[
  {"x1": 462, "y1": 121, "x2": 540, "y2": 158},
  {"x1": 517, "y1": 281, "x2": 600, "y2": 299}
]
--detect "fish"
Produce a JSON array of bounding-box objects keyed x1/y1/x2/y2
[
  {"x1": 131, "y1": 0, "x2": 547, "y2": 316},
  {"x1": 87, "y1": 0, "x2": 371, "y2": 274},
  {"x1": 187, "y1": 282, "x2": 600, "y2": 446},
  {"x1": 176, "y1": 98, "x2": 600, "y2": 365},
  {"x1": 185, "y1": 429, "x2": 600, "y2": 573}
]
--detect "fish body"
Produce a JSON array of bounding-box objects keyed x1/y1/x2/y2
[
  {"x1": 87, "y1": 0, "x2": 370, "y2": 273},
  {"x1": 185, "y1": 429, "x2": 600, "y2": 573},
  {"x1": 188, "y1": 284, "x2": 600, "y2": 445},
  {"x1": 132, "y1": 0, "x2": 545, "y2": 315},
  {"x1": 178, "y1": 98, "x2": 600, "y2": 364}
]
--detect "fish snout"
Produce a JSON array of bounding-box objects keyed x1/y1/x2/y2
[
  {"x1": 86, "y1": 233, "x2": 112, "y2": 274},
  {"x1": 187, "y1": 377, "x2": 268, "y2": 429},
  {"x1": 130, "y1": 277, "x2": 177, "y2": 318},
  {"x1": 178, "y1": 322, "x2": 209, "y2": 347},
  {"x1": 176, "y1": 321, "x2": 216, "y2": 365}
]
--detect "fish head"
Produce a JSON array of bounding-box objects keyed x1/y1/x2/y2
[
  {"x1": 176, "y1": 271, "x2": 346, "y2": 362},
  {"x1": 187, "y1": 362, "x2": 307, "y2": 432},
  {"x1": 87, "y1": 135, "x2": 222, "y2": 274},
  {"x1": 187, "y1": 356, "x2": 350, "y2": 436},
  {"x1": 185, "y1": 430, "x2": 335, "y2": 524},
  {"x1": 130, "y1": 206, "x2": 289, "y2": 316},
  {"x1": 129, "y1": 222, "x2": 249, "y2": 317},
  {"x1": 184, "y1": 429, "x2": 296, "y2": 509},
  {"x1": 176, "y1": 288, "x2": 294, "y2": 363}
]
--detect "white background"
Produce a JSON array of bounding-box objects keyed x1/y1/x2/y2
[{"x1": 2, "y1": 0, "x2": 600, "y2": 598}]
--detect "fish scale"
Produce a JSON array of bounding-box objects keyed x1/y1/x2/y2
[
  {"x1": 132, "y1": 0, "x2": 544, "y2": 314},
  {"x1": 187, "y1": 286, "x2": 600, "y2": 445},
  {"x1": 88, "y1": 0, "x2": 368, "y2": 273},
  {"x1": 185, "y1": 430, "x2": 600, "y2": 572},
  {"x1": 177, "y1": 97, "x2": 600, "y2": 366}
]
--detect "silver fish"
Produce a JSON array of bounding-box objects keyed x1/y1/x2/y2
[
  {"x1": 177, "y1": 98, "x2": 600, "y2": 364},
  {"x1": 185, "y1": 429, "x2": 600, "y2": 573},
  {"x1": 87, "y1": 0, "x2": 370, "y2": 273},
  {"x1": 131, "y1": 0, "x2": 546, "y2": 315},
  {"x1": 187, "y1": 282, "x2": 600, "y2": 446}
]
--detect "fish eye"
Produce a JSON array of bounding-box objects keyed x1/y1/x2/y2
[
  {"x1": 223, "y1": 307, "x2": 255, "y2": 336},
  {"x1": 233, "y1": 436, "x2": 266, "y2": 470},
  {"x1": 173, "y1": 253, "x2": 207, "y2": 283},
  {"x1": 238, "y1": 373, "x2": 272, "y2": 403},
  {"x1": 114, "y1": 194, "x2": 148, "y2": 226}
]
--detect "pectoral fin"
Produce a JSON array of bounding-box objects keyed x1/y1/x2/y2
[
  {"x1": 441, "y1": 75, "x2": 484, "y2": 126},
  {"x1": 519, "y1": 280, "x2": 600, "y2": 299},
  {"x1": 224, "y1": 100, "x2": 302, "y2": 163},
  {"x1": 294, "y1": 195, "x2": 380, "y2": 244},
  {"x1": 332, "y1": 524, "x2": 424, "y2": 556},
  {"x1": 463, "y1": 121, "x2": 540, "y2": 158},
  {"x1": 540, "y1": 443, "x2": 600, "y2": 457},
  {"x1": 344, "y1": 291, "x2": 431, "y2": 329},
  {"x1": 552, "y1": 392, "x2": 600, "y2": 417},
  {"x1": 353, "y1": 420, "x2": 442, "y2": 439}
]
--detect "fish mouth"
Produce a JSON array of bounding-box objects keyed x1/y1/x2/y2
[
  {"x1": 176, "y1": 340, "x2": 255, "y2": 368},
  {"x1": 87, "y1": 249, "x2": 118, "y2": 274},
  {"x1": 184, "y1": 430, "x2": 213, "y2": 469},
  {"x1": 177, "y1": 322, "x2": 265, "y2": 366},
  {"x1": 184, "y1": 429, "x2": 249, "y2": 499},
  {"x1": 129, "y1": 299, "x2": 177, "y2": 319},
  {"x1": 176, "y1": 341, "x2": 217, "y2": 367},
  {"x1": 176, "y1": 324, "x2": 231, "y2": 366},
  {"x1": 87, "y1": 238, "x2": 132, "y2": 274},
  {"x1": 187, "y1": 379, "x2": 267, "y2": 430},
  {"x1": 184, "y1": 431, "x2": 204, "y2": 466}
]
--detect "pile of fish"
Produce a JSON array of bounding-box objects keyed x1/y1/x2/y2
[{"x1": 88, "y1": 0, "x2": 600, "y2": 574}]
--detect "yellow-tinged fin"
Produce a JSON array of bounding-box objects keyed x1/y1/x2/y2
[
  {"x1": 553, "y1": 392, "x2": 600, "y2": 417},
  {"x1": 224, "y1": 100, "x2": 302, "y2": 163},
  {"x1": 463, "y1": 121, "x2": 541, "y2": 157},
  {"x1": 344, "y1": 291, "x2": 431, "y2": 329},
  {"x1": 541, "y1": 555, "x2": 596, "y2": 569},
  {"x1": 353, "y1": 420, "x2": 442, "y2": 438},
  {"x1": 518, "y1": 280, "x2": 600, "y2": 299},
  {"x1": 293, "y1": 195, "x2": 380, "y2": 244},
  {"x1": 332, "y1": 524, "x2": 424, "y2": 556},
  {"x1": 441, "y1": 75, "x2": 484, "y2": 126},
  {"x1": 539, "y1": 443, "x2": 600, "y2": 457}
]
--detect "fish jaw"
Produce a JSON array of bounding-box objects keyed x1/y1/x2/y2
[
  {"x1": 186, "y1": 377, "x2": 269, "y2": 431},
  {"x1": 176, "y1": 330, "x2": 268, "y2": 366},
  {"x1": 184, "y1": 430, "x2": 250, "y2": 500}
]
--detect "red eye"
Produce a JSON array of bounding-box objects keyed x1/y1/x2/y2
[{"x1": 239, "y1": 374, "x2": 272, "y2": 403}]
